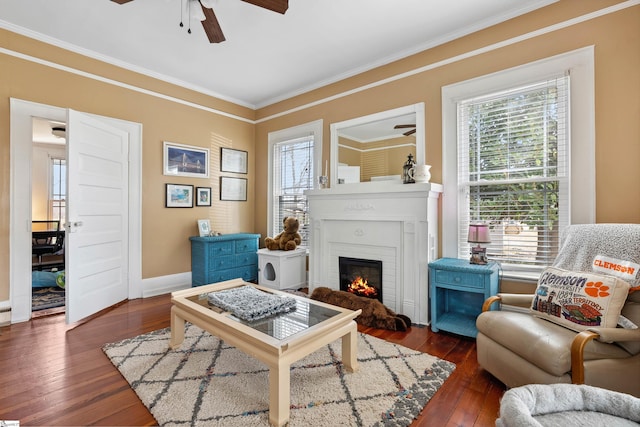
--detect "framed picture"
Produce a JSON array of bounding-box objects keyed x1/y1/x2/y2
[
  {"x1": 220, "y1": 177, "x2": 247, "y2": 201},
  {"x1": 197, "y1": 219, "x2": 211, "y2": 237},
  {"x1": 220, "y1": 147, "x2": 248, "y2": 174},
  {"x1": 165, "y1": 183, "x2": 193, "y2": 208},
  {"x1": 196, "y1": 187, "x2": 212, "y2": 206},
  {"x1": 163, "y1": 141, "x2": 210, "y2": 178}
]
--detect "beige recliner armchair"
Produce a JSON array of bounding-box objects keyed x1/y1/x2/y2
[{"x1": 476, "y1": 224, "x2": 640, "y2": 397}]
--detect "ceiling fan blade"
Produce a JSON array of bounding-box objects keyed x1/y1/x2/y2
[
  {"x1": 394, "y1": 124, "x2": 416, "y2": 129},
  {"x1": 200, "y1": 4, "x2": 226, "y2": 43},
  {"x1": 240, "y1": 0, "x2": 288, "y2": 14},
  {"x1": 403, "y1": 129, "x2": 417, "y2": 136},
  {"x1": 111, "y1": 0, "x2": 134, "y2": 4}
]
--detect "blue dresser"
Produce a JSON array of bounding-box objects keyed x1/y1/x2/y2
[
  {"x1": 190, "y1": 233, "x2": 260, "y2": 286},
  {"x1": 428, "y1": 257, "x2": 499, "y2": 338}
]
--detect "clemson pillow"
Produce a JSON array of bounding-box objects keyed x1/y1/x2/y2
[{"x1": 531, "y1": 267, "x2": 630, "y2": 332}]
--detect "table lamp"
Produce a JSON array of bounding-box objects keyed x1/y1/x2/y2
[{"x1": 468, "y1": 223, "x2": 491, "y2": 265}]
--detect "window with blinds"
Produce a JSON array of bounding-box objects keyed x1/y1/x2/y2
[
  {"x1": 457, "y1": 76, "x2": 569, "y2": 272},
  {"x1": 271, "y1": 136, "x2": 314, "y2": 248}
]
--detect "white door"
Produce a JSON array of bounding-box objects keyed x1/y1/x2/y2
[{"x1": 65, "y1": 110, "x2": 130, "y2": 324}]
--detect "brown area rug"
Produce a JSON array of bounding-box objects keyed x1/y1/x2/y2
[{"x1": 103, "y1": 323, "x2": 455, "y2": 426}]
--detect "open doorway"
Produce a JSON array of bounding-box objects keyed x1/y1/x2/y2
[
  {"x1": 31, "y1": 118, "x2": 67, "y2": 316},
  {"x1": 10, "y1": 98, "x2": 144, "y2": 324}
]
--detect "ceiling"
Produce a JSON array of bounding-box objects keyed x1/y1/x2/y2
[
  {"x1": 339, "y1": 113, "x2": 417, "y2": 142},
  {"x1": 1, "y1": 0, "x2": 555, "y2": 110},
  {"x1": 32, "y1": 117, "x2": 66, "y2": 144}
]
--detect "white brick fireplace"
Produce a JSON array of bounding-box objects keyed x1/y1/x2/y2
[{"x1": 305, "y1": 181, "x2": 442, "y2": 325}]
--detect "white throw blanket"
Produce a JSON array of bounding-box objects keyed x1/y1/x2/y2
[{"x1": 553, "y1": 224, "x2": 640, "y2": 289}]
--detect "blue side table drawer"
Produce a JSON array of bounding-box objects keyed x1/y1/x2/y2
[{"x1": 434, "y1": 269, "x2": 485, "y2": 289}]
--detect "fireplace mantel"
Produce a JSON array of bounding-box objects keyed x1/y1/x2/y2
[{"x1": 305, "y1": 181, "x2": 442, "y2": 325}]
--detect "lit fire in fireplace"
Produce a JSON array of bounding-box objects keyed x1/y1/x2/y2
[{"x1": 347, "y1": 276, "x2": 378, "y2": 298}]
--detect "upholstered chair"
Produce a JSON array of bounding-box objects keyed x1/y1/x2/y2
[{"x1": 476, "y1": 224, "x2": 640, "y2": 397}]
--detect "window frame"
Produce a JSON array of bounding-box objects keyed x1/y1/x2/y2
[
  {"x1": 49, "y1": 155, "x2": 66, "y2": 227},
  {"x1": 441, "y1": 47, "x2": 595, "y2": 280},
  {"x1": 267, "y1": 120, "x2": 323, "y2": 246}
]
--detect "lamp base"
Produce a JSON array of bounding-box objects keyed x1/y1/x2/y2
[{"x1": 470, "y1": 246, "x2": 488, "y2": 265}]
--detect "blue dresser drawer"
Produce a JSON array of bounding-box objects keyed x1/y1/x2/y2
[
  {"x1": 209, "y1": 266, "x2": 257, "y2": 283},
  {"x1": 235, "y1": 239, "x2": 258, "y2": 254},
  {"x1": 208, "y1": 269, "x2": 240, "y2": 283},
  {"x1": 434, "y1": 269, "x2": 484, "y2": 289},
  {"x1": 207, "y1": 241, "x2": 233, "y2": 257},
  {"x1": 210, "y1": 255, "x2": 235, "y2": 271},
  {"x1": 235, "y1": 252, "x2": 257, "y2": 267}
]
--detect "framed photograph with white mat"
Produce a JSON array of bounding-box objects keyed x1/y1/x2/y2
[
  {"x1": 165, "y1": 183, "x2": 193, "y2": 208},
  {"x1": 163, "y1": 141, "x2": 210, "y2": 178},
  {"x1": 220, "y1": 147, "x2": 248, "y2": 174},
  {"x1": 197, "y1": 219, "x2": 211, "y2": 237},
  {"x1": 220, "y1": 177, "x2": 247, "y2": 201}
]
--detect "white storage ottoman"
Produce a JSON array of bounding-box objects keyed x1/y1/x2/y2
[{"x1": 257, "y1": 248, "x2": 307, "y2": 290}]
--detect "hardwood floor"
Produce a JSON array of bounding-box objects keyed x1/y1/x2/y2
[{"x1": 0, "y1": 294, "x2": 505, "y2": 426}]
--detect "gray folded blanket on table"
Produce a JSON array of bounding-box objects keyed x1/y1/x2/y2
[{"x1": 207, "y1": 285, "x2": 296, "y2": 321}]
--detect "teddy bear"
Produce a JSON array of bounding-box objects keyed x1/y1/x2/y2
[
  {"x1": 264, "y1": 216, "x2": 302, "y2": 251},
  {"x1": 310, "y1": 287, "x2": 412, "y2": 331}
]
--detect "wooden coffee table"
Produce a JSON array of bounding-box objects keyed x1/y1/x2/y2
[{"x1": 170, "y1": 278, "x2": 361, "y2": 427}]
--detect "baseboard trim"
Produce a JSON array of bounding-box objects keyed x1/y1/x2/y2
[
  {"x1": 142, "y1": 272, "x2": 191, "y2": 298},
  {"x1": 0, "y1": 300, "x2": 11, "y2": 326}
]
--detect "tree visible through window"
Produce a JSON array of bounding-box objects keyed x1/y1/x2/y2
[{"x1": 457, "y1": 76, "x2": 569, "y2": 269}]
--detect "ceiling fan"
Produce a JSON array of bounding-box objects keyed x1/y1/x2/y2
[
  {"x1": 394, "y1": 124, "x2": 416, "y2": 136},
  {"x1": 111, "y1": 0, "x2": 289, "y2": 43}
]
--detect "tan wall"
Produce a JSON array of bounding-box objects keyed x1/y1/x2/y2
[
  {"x1": 254, "y1": 1, "x2": 640, "y2": 289},
  {"x1": 0, "y1": 30, "x2": 256, "y2": 301}
]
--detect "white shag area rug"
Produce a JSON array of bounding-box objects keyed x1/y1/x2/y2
[{"x1": 103, "y1": 323, "x2": 455, "y2": 426}]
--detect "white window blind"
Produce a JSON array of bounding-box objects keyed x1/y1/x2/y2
[
  {"x1": 271, "y1": 136, "x2": 314, "y2": 247},
  {"x1": 457, "y1": 76, "x2": 569, "y2": 272}
]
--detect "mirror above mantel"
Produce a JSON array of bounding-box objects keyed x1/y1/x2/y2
[{"x1": 330, "y1": 102, "x2": 425, "y2": 187}]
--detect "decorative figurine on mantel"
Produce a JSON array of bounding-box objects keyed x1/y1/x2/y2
[{"x1": 402, "y1": 153, "x2": 416, "y2": 184}]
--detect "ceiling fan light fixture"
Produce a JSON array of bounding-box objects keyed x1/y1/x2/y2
[
  {"x1": 186, "y1": 0, "x2": 206, "y2": 21},
  {"x1": 118, "y1": 0, "x2": 287, "y2": 43},
  {"x1": 51, "y1": 126, "x2": 66, "y2": 139}
]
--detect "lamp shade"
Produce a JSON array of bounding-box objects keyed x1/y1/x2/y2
[{"x1": 468, "y1": 223, "x2": 491, "y2": 244}]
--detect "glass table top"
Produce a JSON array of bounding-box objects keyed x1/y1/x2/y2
[{"x1": 187, "y1": 289, "x2": 342, "y2": 340}]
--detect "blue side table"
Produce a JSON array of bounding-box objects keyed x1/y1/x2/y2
[{"x1": 428, "y1": 257, "x2": 499, "y2": 338}]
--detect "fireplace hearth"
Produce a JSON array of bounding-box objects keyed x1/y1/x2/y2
[{"x1": 339, "y1": 256, "x2": 383, "y2": 301}]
